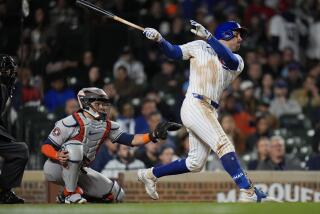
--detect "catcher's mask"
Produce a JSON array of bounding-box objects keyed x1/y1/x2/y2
[
  {"x1": 214, "y1": 21, "x2": 247, "y2": 41},
  {"x1": 77, "y1": 87, "x2": 111, "y2": 120},
  {"x1": 0, "y1": 54, "x2": 18, "y2": 97}
]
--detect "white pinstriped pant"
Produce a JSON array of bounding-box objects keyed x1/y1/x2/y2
[{"x1": 181, "y1": 94, "x2": 235, "y2": 172}]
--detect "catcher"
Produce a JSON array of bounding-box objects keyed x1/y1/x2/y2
[{"x1": 41, "y1": 87, "x2": 181, "y2": 204}]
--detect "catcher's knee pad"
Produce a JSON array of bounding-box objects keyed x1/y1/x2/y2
[
  {"x1": 215, "y1": 136, "x2": 235, "y2": 158},
  {"x1": 61, "y1": 140, "x2": 83, "y2": 192},
  {"x1": 108, "y1": 180, "x2": 125, "y2": 202},
  {"x1": 186, "y1": 157, "x2": 205, "y2": 172}
]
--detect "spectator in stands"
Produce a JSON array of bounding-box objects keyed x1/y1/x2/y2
[
  {"x1": 157, "y1": 146, "x2": 177, "y2": 165},
  {"x1": 144, "y1": 45, "x2": 161, "y2": 80},
  {"x1": 86, "y1": 66, "x2": 104, "y2": 88},
  {"x1": 152, "y1": 59, "x2": 183, "y2": 97},
  {"x1": 306, "y1": 126, "x2": 320, "y2": 170},
  {"x1": 306, "y1": 14, "x2": 320, "y2": 61},
  {"x1": 64, "y1": 98, "x2": 79, "y2": 116},
  {"x1": 141, "y1": 0, "x2": 166, "y2": 30},
  {"x1": 176, "y1": 131, "x2": 189, "y2": 159},
  {"x1": 135, "y1": 141, "x2": 159, "y2": 168},
  {"x1": 76, "y1": 51, "x2": 95, "y2": 88},
  {"x1": 12, "y1": 67, "x2": 42, "y2": 110},
  {"x1": 49, "y1": 0, "x2": 77, "y2": 28},
  {"x1": 43, "y1": 75, "x2": 76, "y2": 112},
  {"x1": 113, "y1": 46, "x2": 146, "y2": 86},
  {"x1": 239, "y1": 80, "x2": 258, "y2": 115},
  {"x1": 166, "y1": 17, "x2": 187, "y2": 44},
  {"x1": 30, "y1": 7, "x2": 50, "y2": 76},
  {"x1": 268, "y1": 7, "x2": 308, "y2": 60},
  {"x1": 147, "y1": 111, "x2": 175, "y2": 149},
  {"x1": 243, "y1": 0, "x2": 275, "y2": 27},
  {"x1": 283, "y1": 62, "x2": 303, "y2": 94},
  {"x1": 230, "y1": 77, "x2": 241, "y2": 99},
  {"x1": 257, "y1": 136, "x2": 302, "y2": 170},
  {"x1": 116, "y1": 102, "x2": 136, "y2": 134},
  {"x1": 246, "y1": 115, "x2": 272, "y2": 152},
  {"x1": 263, "y1": 51, "x2": 282, "y2": 78},
  {"x1": 103, "y1": 82, "x2": 119, "y2": 105},
  {"x1": 247, "y1": 137, "x2": 270, "y2": 170},
  {"x1": 254, "y1": 73, "x2": 274, "y2": 104},
  {"x1": 246, "y1": 62, "x2": 262, "y2": 88},
  {"x1": 269, "y1": 79, "x2": 301, "y2": 119},
  {"x1": 145, "y1": 89, "x2": 177, "y2": 122},
  {"x1": 101, "y1": 144, "x2": 145, "y2": 179},
  {"x1": 90, "y1": 139, "x2": 118, "y2": 173},
  {"x1": 307, "y1": 149, "x2": 320, "y2": 171},
  {"x1": 134, "y1": 99, "x2": 157, "y2": 134},
  {"x1": 291, "y1": 75, "x2": 320, "y2": 111},
  {"x1": 113, "y1": 65, "x2": 141, "y2": 99},
  {"x1": 220, "y1": 114, "x2": 245, "y2": 154},
  {"x1": 223, "y1": 93, "x2": 256, "y2": 137}
]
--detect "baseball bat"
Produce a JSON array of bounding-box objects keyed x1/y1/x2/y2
[{"x1": 76, "y1": 0, "x2": 145, "y2": 32}]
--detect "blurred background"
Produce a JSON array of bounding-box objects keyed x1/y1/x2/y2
[{"x1": 0, "y1": 0, "x2": 320, "y2": 177}]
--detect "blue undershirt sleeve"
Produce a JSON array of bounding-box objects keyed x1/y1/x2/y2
[
  {"x1": 42, "y1": 138, "x2": 61, "y2": 150},
  {"x1": 159, "y1": 39, "x2": 183, "y2": 60},
  {"x1": 207, "y1": 37, "x2": 239, "y2": 70},
  {"x1": 113, "y1": 133, "x2": 134, "y2": 147}
]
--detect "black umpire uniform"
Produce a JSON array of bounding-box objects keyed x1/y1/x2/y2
[{"x1": 0, "y1": 55, "x2": 29, "y2": 204}]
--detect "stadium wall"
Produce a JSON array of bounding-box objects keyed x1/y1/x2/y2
[{"x1": 15, "y1": 171, "x2": 320, "y2": 203}]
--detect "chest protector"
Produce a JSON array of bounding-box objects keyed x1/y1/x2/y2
[{"x1": 71, "y1": 112, "x2": 111, "y2": 161}]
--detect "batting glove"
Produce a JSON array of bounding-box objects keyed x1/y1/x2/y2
[
  {"x1": 149, "y1": 121, "x2": 182, "y2": 143},
  {"x1": 190, "y1": 20, "x2": 212, "y2": 40},
  {"x1": 143, "y1": 27, "x2": 163, "y2": 42}
]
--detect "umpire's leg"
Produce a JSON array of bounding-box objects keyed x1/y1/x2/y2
[{"x1": 0, "y1": 140, "x2": 29, "y2": 189}]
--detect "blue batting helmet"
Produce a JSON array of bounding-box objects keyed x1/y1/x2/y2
[{"x1": 214, "y1": 21, "x2": 247, "y2": 41}]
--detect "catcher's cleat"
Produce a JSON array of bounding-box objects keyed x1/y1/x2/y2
[
  {"x1": 56, "y1": 192, "x2": 65, "y2": 204},
  {"x1": 64, "y1": 193, "x2": 87, "y2": 204},
  {"x1": 238, "y1": 187, "x2": 282, "y2": 203},
  {"x1": 137, "y1": 168, "x2": 159, "y2": 200}
]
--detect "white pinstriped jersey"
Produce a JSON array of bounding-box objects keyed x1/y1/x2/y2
[{"x1": 180, "y1": 40, "x2": 244, "y2": 102}]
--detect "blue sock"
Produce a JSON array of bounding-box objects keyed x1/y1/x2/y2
[
  {"x1": 152, "y1": 159, "x2": 190, "y2": 178},
  {"x1": 220, "y1": 152, "x2": 251, "y2": 189}
]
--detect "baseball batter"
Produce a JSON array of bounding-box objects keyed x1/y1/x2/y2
[
  {"x1": 41, "y1": 87, "x2": 181, "y2": 204},
  {"x1": 138, "y1": 20, "x2": 277, "y2": 202}
]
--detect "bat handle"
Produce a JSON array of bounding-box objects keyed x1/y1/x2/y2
[{"x1": 113, "y1": 16, "x2": 145, "y2": 32}]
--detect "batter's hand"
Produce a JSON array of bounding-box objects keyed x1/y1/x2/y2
[
  {"x1": 190, "y1": 20, "x2": 212, "y2": 40},
  {"x1": 57, "y1": 150, "x2": 69, "y2": 168},
  {"x1": 149, "y1": 122, "x2": 182, "y2": 142},
  {"x1": 143, "y1": 28, "x2": 162, "y2": 42}
]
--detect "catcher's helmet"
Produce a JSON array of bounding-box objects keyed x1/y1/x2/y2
[
  {"x1": 214, "y1": 21, "x2": 247, "y2": 41},
  {"x1": 0, "y1": 54, "x2": 18, "y2": 96},
  {"x1": 77, "y1": 87, "x2": 111, "y2": 120}
]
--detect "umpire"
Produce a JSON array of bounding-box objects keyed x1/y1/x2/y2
[{"x1": 0, "y1": 55, "x2": 29, "y2": 204}]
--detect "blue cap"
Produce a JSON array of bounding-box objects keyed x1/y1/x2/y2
[{"x1": 214, "y1": 21, "x2": 247, "y2": 41}]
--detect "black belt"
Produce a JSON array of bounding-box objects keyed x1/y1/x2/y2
[{"x1": 192, "y1": 93, "x2": 219, "y2": 109}]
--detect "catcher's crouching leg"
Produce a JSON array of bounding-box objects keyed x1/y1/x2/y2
[
  {"x1": 61, "y1": 140, "x2": 83, "y2": 192},
  {"x1": 83, "y1": 180, "x2": 125, "y2": 203}
]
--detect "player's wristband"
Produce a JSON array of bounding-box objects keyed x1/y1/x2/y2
[{"x1": 142, "y1": 134, "x2": 151, "y2": 144}]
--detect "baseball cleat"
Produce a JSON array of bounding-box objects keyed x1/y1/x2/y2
[
  {"x1": 137, "y1": 168, "x2": 159, "y2": 200},
  {"x1": 238, "y1": 187, "x2": 282, "y2": 203},
  {"x1": 64, "y1": 193, "x2": 87, "y2": 204}
]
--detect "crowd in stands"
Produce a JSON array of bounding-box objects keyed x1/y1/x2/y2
[{"x1": 1, "y1": 0, "x2": 320, "y2": 175}]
